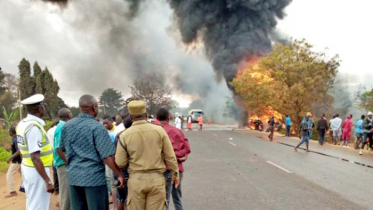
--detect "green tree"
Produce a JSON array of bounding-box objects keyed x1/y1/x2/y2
[
  {"x1": 18, "y1": 58, "x2": 36, "y2": 100},
  {"x1": 99, "y1": 88, "x2": 124, "y2": 116},
  {"x1": 18, "y1": 59, "x2": 66, "y2": 119},
  {"x1": 231, "y1": 39, "x2": 340, "y2": 134},
  {"x1": 69, "y1": 106, "x2": 81, "y2": 117},
  {"x1": 129, "y1": 73, "x2": 173, "y2": 115},
  {"x1": 360, "y1": 88, "x2": 373, "y2": 111}
]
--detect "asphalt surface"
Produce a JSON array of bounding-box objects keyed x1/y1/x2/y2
[{"x1": 177, "y1": 129, "x2": 373, "y2": 210}]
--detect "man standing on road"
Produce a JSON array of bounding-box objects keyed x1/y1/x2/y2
[
  {"x1": 60, "y1": 95, "x2": 125, "y2": 210},
  {"x1": 16, "y1": 94, "x2": 55, "y2": 210},
  {"x1": 198, "y1": 114, "x2": 204, "y2": 130},
  {"x1": 330, "y1": 114, "x2": 342, "y2": 145},
  {"x1": 103, "y1": 115, "x2": 117, "y2": 205},
  {"x1": 294, "y1": 116, "x2": 311, "y2": 152},
  {"x1": 317, "y1": 114, "x2": 329, "y2": 145},
  {"x1": 53, "y1": 108, "x2": 73, "y2": 210},
  {"x1": 115, "y1": 100, "x2": 179, "y2": 210},
  {"x1": 268, "y1": 116, "x2": 275, "y2": 141},
  {"x1": 156, "y1": 108, "x2": 191, "y2": 210},
  {"x1": 285, "y1": 114, "x2": 291, "y2": 137},
  {"x1": 360, "y1": 112, "x2": 373, "y2": 155},
  {"x1": 342, "y1": 115, "x2": 353, "y2": 148},
  {"x1": 5, "y1": 126, "x2": 22, "y2": 198},
  {"x1": 307, "y1": 112, "x2": 315, "y2": 139},
  {"x1": 356, "y1": 115, "x2": 365, "y2": 152}
]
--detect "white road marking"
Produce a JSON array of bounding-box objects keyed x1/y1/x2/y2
[
  {"x1": 266, "y1": 161, "x2": 292, "y2": 174},
  {"x1": 229, "y1": 142, "x2": 237, "y2": 146}
]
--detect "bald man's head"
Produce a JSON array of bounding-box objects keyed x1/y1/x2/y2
[
  {"x1": 79, "y1": 95, "x2": 99, "y2": 117},
  {"x1": 58, "y1": 108, "x2": 72, "y2": 121}
]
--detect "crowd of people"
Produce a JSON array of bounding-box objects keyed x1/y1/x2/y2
[
  {"x1": 4, "y1": 94, "x2": 192, "y2": 210},
  {"x1": 277, "y1": 112, "x2": 373, "y2": 154}
]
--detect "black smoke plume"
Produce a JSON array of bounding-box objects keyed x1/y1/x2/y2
[{"x1": 166, "y1": 0, "x2": 291, "y2": 86}]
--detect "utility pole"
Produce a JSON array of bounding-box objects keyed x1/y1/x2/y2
[{"x1": 18, "y1": 89, "x2": 22, "y2": 120}]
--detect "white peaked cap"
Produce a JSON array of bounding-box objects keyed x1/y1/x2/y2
[
  {"x1": 368, "y1": 111, "x2": 373, "y2": 116},
  {"x1": 21, "y1": 94, "x2": 45, "y2": 105}
]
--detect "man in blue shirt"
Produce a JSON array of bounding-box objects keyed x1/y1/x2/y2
[
  {"x1": 285, "y1": 114, "x2": 291, "y2": 137},
  {"x1": 60, "y1": 95, "x2": 124, "y2": 210},
  {"x1": 357, "y1": 115, "x2": 366, "y2": 153},
  {"x1": 53, "y1": 108, "x2": 72, "y2": 210}
]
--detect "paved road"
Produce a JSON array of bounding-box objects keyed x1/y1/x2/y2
[{"x1": 175, "y1": 129, "x2": 373, "y2": 210}]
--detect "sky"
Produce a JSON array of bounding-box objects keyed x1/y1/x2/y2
[{"x1": 0, "y1": 0, "x2": 372, "y2": 109}]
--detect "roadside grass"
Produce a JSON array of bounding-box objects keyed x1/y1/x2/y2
[{"x1": 0, "y1": 147, "x2": 11, "y2": 173}]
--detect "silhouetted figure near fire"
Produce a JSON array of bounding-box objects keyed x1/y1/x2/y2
[{"x1": 268, "y1": 116, "x2": 275, "y2": 141}]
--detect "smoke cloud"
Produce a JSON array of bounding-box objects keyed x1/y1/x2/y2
[{"x1": 0, "y1": 0, "x2": 291, "y2": 123}]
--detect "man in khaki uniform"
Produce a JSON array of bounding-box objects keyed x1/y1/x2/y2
[{"x1": 115, "y1": 100, "x2": 179, "y2": 210}]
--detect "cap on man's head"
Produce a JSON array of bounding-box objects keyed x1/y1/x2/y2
[
  {"x1": 368, "y1": 111, "x2": 373, "y2": 116},
  {"x1": 21, "y1": 94, "x2": 45, "y2": 105},
  {"x1": 128, "y1": 100, "x2": 146, "y2": 115},
  {"x1": 307, "y1": 112, "x2": 312, "y2": 117}
]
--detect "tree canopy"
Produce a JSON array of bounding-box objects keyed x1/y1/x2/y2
[
  {"x1": 231, "y1": 39, "x2": 340, "y2": 133},
  {"x1": 360, "y1": 88, "x2": 373, "y2": 112},
  {"x1": 129, "y1": 73, "x2": 173, "y2": 115},
  {"x1": 18, "y1": 58, "x2": 66, "y2": 119},
  {"x1": 99, "y1": 88, "x2": 124, "y2": 116}
]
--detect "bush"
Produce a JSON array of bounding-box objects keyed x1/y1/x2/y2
[
  {"x1": 0, "y1": 128, "x2": 11, "y2": 148},
  {"x1": 0, "y1": 147, "x2": 11, "y2": 161}
]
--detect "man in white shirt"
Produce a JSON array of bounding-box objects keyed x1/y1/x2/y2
[{"x1": 330, "y1": 114, "x2": 342, "y2": 145}]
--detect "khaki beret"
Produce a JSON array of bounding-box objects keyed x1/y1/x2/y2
[{"x1": 128, "y1": 100, "x2": 146, "y2": 115}]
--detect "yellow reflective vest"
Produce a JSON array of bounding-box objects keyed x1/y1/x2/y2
[{"x1": 16, "y1": 120, "x2": 53, "y2": 167}]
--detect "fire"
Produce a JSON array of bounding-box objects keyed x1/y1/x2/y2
[{"x1": 247, "y1": 106, "x2": 283, "y2": 129}]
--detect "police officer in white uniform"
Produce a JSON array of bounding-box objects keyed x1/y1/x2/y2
[{"x1": 16, "y1": 94, "x2": 54, "y2": 210}]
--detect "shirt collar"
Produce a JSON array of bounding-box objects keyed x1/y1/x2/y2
[
  {"x1": 78, "y1": 113, "x2": 95, "y2": 119},
  {"x1": 132, "y1": 120, "x2": 148, "y2": 125},
  {"x1": 159, "y1": 121, "x2": 170, "y2": 126},
  {"x1": 25, "y1": 114, "x2": 45, "y2": 126}
]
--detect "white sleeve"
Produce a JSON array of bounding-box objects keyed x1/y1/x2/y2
[{"x1": 26, "y1": 126, "x2": 43, "y2": 154}]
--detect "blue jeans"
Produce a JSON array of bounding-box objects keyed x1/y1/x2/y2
[
  {"x1": 286, "y1": 125, "x2": 291, "y2": 136},
  {"x1": 318, "y1": 129, "x2": 326, "y2": 144},
  {"x1": 297, "y1": 135, "x2": 310, "y2": 148},
  {"x1": 165, "y1": 171, "x2": 183, "y2": 210}
]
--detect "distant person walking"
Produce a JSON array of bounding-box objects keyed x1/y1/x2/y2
[
  {"x1": 53, "y1": 108, "x2": 73, "y2": 210},
  {"x1": 360, "y1": 111, "x2": 373, "y2": 155},
  {"x1": 157, "y1": 108, "x2": 191, "y2": 210},
  {"x1": 60, "y1": 95, "x2": 124, "y2": 210},
  {"x1": 307, "y1": 112, "x2": 314, "y2": 139},
  {"x1": 198, "y1": 115, "x2": 204, "y2": 130},
  {"x1": 356, "y1": 115, "x2": 365, "y2": 152},
  {"x1": 5, "y1": 126, "x2": 21, "y2": 198},
  {"x1": 115, "y1": 100, "x2": 179, "y2": 210},
  {"x1": 268, "y1": 116, "x2": 275, "y2": 141},
  {"x1": 16, "y1": 94, "x2": 55, "y2": 210},
  {"x1": 317, "y1": 115, "x2": 329, "y2": 145},
  {"x1": 330, "y1": 114, "x2": 342, "y2": 145},
  {"x1": 294, "y1": 116, "x2": 311, "y2": 152},
  {"x1": 342, "y1": 115, "x2": 353, "y2": 148},
  {"x1": 285, "y1": 114, "x2": 291, "y2": 137}
]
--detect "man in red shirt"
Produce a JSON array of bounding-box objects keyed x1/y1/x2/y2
[{"x1": 156, "y1": 108, "x2": 191, "y2": 210}]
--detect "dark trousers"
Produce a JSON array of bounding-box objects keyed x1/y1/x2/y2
[
  {"x1": 361, "y1": 133, "x2": 373, "y2": 150},
  {"x1": 318, "y1": 129, "x2": 326, "y2": 144},
  {"x1": 165, "y1": 171, "x2": 183, "y2": 210},
  {"x1": 286, "y1": 125, "x2": 291, "y2": 136},
  {"x1": 70, "y1": 185, "x2": 108, "y2": 210},
  {"x1": 53, "y1": 166, "x2": 59, "y2": 193}
]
